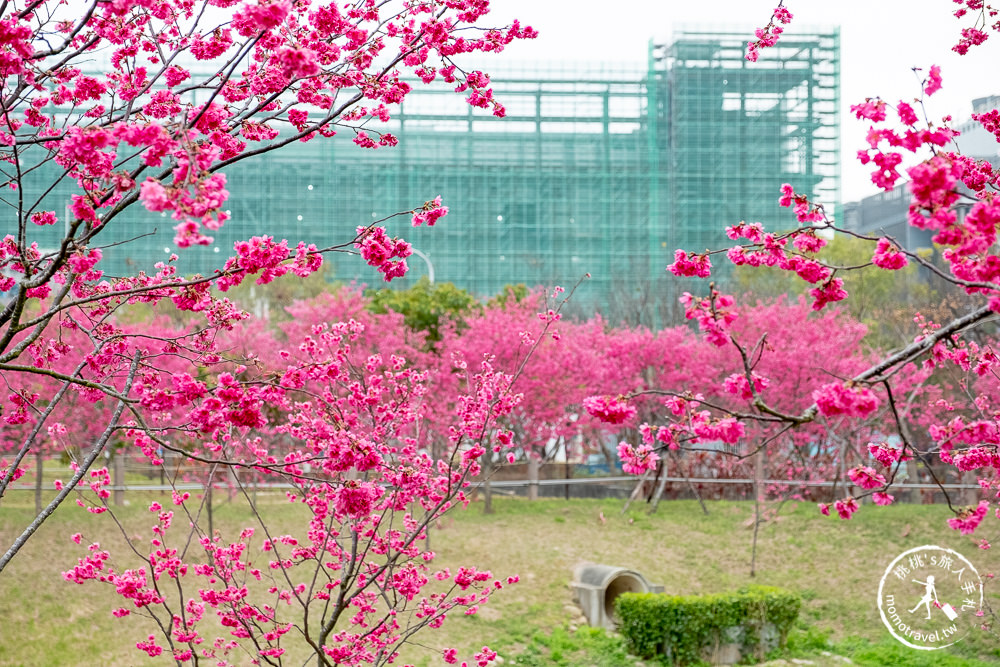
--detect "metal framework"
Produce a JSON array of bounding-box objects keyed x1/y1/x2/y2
[
  {"x1": 24, "y1": 29, "x2": 840, "y2": 318},
  {"x1": 661, "y1": 29, "x2": 840, "y2": 258}
]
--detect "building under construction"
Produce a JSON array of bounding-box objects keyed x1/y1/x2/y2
[{"x1": 33, "y1": 29, "x2": 841, "y2": 318}]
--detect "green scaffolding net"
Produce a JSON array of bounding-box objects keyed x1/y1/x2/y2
[{"x1": 22, "y1": 29, "x2": 839, "y2": 323}]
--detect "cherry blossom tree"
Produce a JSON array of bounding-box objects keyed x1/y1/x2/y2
[
  {"x1": 423, "y1": 287, "x2": 572, "y2": 509},
  {"x1": 60, "y1": 309, "x2": 527, "y2": 665},
  {"x1": 0, "y1": 0, "x2": 538, "y2": 663},
  {"x1": 584, "y1": 299, "x2": 904, "y2": 513}
]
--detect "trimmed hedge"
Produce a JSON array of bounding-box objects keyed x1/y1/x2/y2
[{"x1": 614, "y1": 585, "x2": 801, "y2": 665}]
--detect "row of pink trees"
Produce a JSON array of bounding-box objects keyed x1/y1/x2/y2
[
  {"x1": 9, "y1": 286, "x2": 905, "y2": 502},
  {"x1": 6, "y1": 280, "x2": 906, "y2": 492}
]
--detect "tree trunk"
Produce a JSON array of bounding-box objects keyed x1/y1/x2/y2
[
  {"x1": 227, "y1": 465, "x2": 239, "y2": 503},
  {"x1": 648, "y1": 469, "x2": 670, "y2": 514},
  {"x1": 527, "y1": 456, "x2": 539, "y2": 501},
  {"x1": 252, "y1": 465, "x2": 258, "y2": 506},
  {"x1": 482, "y1": 455, "x2": 493, "y2": 515},
  {"x1": 963, "y1": 469, "x2": 979, "y2": 506},
  {"x1": 907, "y1": 458, "x2": 921, "y2": 504},
  {"x1": 113, "y1": 451, "x2": 124, "y2": 506},
  {"x1": 895, "y1": 416, "x2": 922, "y2": 504},
  {"x1": 750, "y1": 449, "x2": 764, "y2": 578},
  {"x1": 206, "y1": 468, "x2": 215, "y2": 537},
  {"x1": 622, "y1": 470, "x2": 652, "y2": 514},
  {"x1": 34, "y1": 450, "x2": 43, "y2": 514}
]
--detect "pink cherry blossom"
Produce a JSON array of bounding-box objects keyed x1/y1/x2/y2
[
  {"x1": 667, "y1": 249, "x2": 713, "y2": 278},
  {"x1": 412, "y1": 196, "x2": 449, "y2": 226},
  {"x1": 948, "y1": 502, "x2": 989, "y2": 534},
  {"x1": 617, "y1": 441, "x2": 659, "y2": 475},
  {"x1": 872, "y1": 492, "x2": 895, "y2": 506},
  {"x1": 582, "y1": 395, "x2": 637, "y2": 424},
  {"x1": 813, "y1": 382, "x2": 879, "y2": 419},
  {"x1": 872, "y1": 238, "x2": 909, "y2": 270},
  {"x1": 924, "y1": 64, "x2": 943, "y2": 95},
  {"x1": 848, "y1": 465, "x2": 887, "y2": 490},
  {"x1": 834, "y1": 497, "x2": 859, "y2": 520}
]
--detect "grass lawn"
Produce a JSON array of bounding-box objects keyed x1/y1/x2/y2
[{"x1": 0, "y1": 489, "x2": 998, "y2": 666}]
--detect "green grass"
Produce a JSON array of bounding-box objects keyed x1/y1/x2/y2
[
  {"x1": 1, "y1": 494, "x2": 998, "y2": 665},
  {"x1": 492, "y1": 626, "x2": 636, "y2": 666}
]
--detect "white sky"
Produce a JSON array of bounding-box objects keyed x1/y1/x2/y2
[{"x1": 489, "y1": 0, "x2": 1000, "y2": 205}]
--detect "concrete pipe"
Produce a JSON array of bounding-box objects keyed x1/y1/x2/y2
[{"x1": 571, "y1": 564, "x2": 663, "y2": 629}]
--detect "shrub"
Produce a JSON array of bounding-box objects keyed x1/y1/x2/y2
[{"x1": 615, "y1": 585, "x2": 801, "y2": 664}]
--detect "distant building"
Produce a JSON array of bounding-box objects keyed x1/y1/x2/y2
[
  {"x1": 841, "y1": 184, "x2": 932, "y2": 252},
  {"x1": 26, "y1": 29, "x2": 841, "y2": 316},
  {"x1": 841, "y1": 95, "x2": 998, "y2": 253}
]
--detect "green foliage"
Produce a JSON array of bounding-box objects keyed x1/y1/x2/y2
[
  {"x1": 615, "y1": 585, "x2": 801, "y2": 664},
  {"x1": 365, "y1": 276, "x2": 479, "y2": 347},
  {"x1": 215, "y1": 262, "x2": 339, "y2": 322},
  {"x1": 486, "y1": 282, "x2": 530, "y2": 308},
  {"x1": 732, "y1": 235, "x2": 944, "y2": 349},
  {"x1": 785, "y1": 624, "x2": 832, "y2": 654}
]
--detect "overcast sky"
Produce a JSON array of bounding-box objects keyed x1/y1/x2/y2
[{"x1": 486, "y1": 1, "x2": 1000, "y2": 205}]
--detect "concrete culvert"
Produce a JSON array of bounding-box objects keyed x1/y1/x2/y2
[
  {"x1": 602, "y1": 571, "x2": 647, "y2": 620},
  {"x1": 571, "y1": 564, "x2": 663, "y2": 629}
]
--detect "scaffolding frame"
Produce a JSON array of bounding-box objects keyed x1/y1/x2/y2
[{"x1": 21, "y1": 30, "x2": 840, "y2": 320}]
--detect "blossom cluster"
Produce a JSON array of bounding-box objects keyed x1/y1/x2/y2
[
  {"x1": 667, "y1": 249, "x2": 712, "y2": 278},
  {"x1": 412, "y1": 196, "x2": 450, "y2": 226},
  {"x1": 721, "y1": 192, "x2": 853, "y2": 312},
  {"x1": 846, "y1": 69, "x2": 1000, "y2": 310},
  {"x1": 871, "y1": 238, "x2": 909, "y2": 270},
  {"x1": 848, "y1": 465, "x2": 887, "y2": 490},
  {"x1": 722, "y1": 372, "x2": 770, "y2": 400},
  {"x1": 813, "y1": 382, "x2": 880, "y2": 419},
  {"x1": 868, "y1": 441, "x2": 909, "y2": 467},
  {"x1": 745, "y1": 4, "x2": 794, "y2": 62},
  {"x1": 617, "y1": 442, "x2": 659, "y2": 475},
  {"x1": 582, "y1": 395, "x2": 637, "y2": 425},
  {"x1": 354, "y1": 226, "x2": 412, "y2": 281},
  {"x1": 948, "y1": 502, "x2": 990, "y2": 534},
  {"x1": 679, "y1": 290, "x2": 738, "y2": 346},
  {"x1": 951, "y1": 1, "x2": 998, "y2": 54}
]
